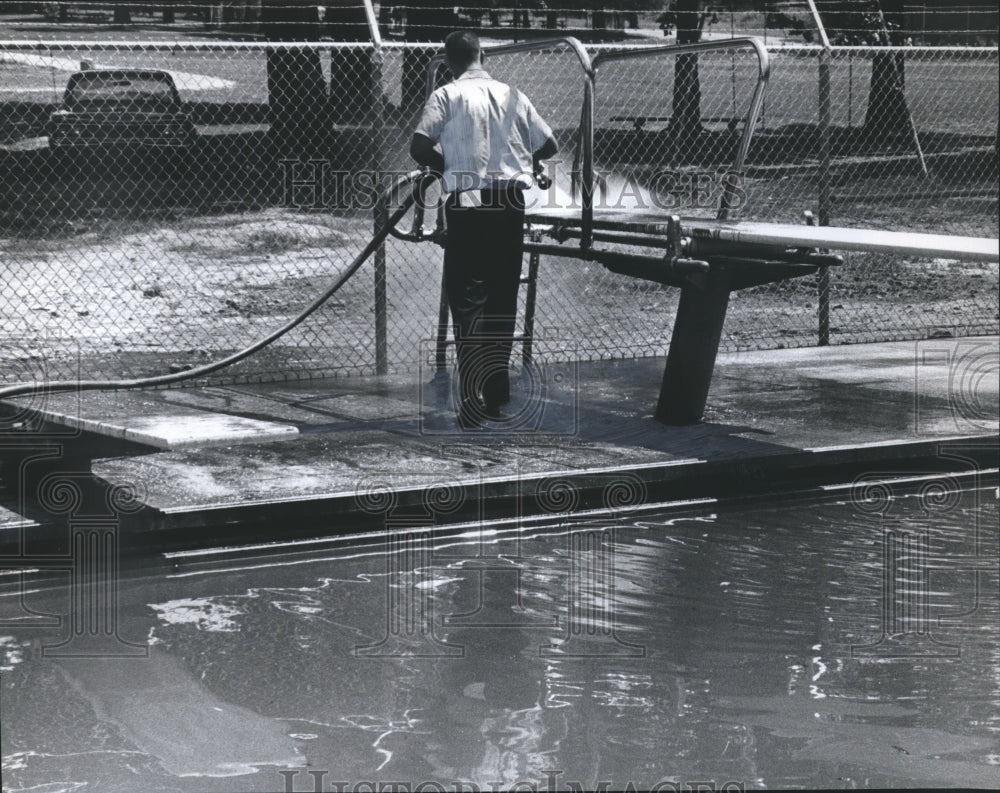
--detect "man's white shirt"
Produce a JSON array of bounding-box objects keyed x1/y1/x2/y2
[{"x1": 415, "y1": 68, "x2": 553, "y2": 195}]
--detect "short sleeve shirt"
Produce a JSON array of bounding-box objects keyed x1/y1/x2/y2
[{"x1": 414, "y1": 68, "x2": 554, "y2": 194}]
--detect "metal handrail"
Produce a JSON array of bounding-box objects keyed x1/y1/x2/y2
[
  {"x1": 589, "y1": 35, "x2": 770, "y2": 72},
  {"x1": 415, "y1": 37, "x2": 771, "y2": 237},
  {"x1": 590, "y1": 37, "x2": 771, "y2": 223}
]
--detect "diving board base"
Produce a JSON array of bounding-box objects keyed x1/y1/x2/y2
[{"x1": 656, "y1": 270, "x2": 732, "y2": 425}]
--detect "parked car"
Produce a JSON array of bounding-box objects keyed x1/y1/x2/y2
[{"x1": 48, "y1": 69, "x2": 196, "y2": 168}]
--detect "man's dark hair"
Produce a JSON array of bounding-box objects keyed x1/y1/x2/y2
[{"x1": 444, "y1": 30, "x2": 481, "y2": 70}]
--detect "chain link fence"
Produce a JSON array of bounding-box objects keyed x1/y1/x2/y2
[
  {"x1": 1, "y1": 32, "x2": 997, "y2": 388},
  {"x1": 734, "y1": 43, "x2": 998, "y2": 349}
]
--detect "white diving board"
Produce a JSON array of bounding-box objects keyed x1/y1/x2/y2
[{"x1": 526, "y1": 209, "x2": 1000, "y2": 263}]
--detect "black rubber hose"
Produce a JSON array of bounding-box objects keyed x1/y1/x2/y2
[{"x1": 0, "y1": 173, "x2": 424, "y2": 401}]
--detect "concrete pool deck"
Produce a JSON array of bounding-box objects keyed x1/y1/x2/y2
[{"x1": 2, "y1": 336, "x2": 998, "y2": 550}]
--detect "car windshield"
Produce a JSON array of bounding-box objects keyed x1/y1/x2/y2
[{"x1": 66, "y1": 73, "x2": 177, "y2": 107}]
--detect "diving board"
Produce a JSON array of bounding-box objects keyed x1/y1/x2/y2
[
  {"x1": 527, "y1": 208, "x2": 1000, "y2": 263},
  {"x1": 520, "y1": 207, "x2": 998, "y2": 424}
]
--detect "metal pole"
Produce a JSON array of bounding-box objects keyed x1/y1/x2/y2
[
  {"x1": 808, "y1": 0, "x2": 835, "y2": 349},
  {"x1": 805, "y1": 0, "x2": 832, "y2": 50},
  {"x1": 807, "y1": 0, "x2": 833, "y2": 227},
  {"x1": 364, "y1": 0, "x2": 388, "y2": 374},
  {"x1": 522, "y1": 232, "x2": 542, "y2": 366},
  {"x1": 362, "y1": 0, "x2": 382, "y2": 47},
  {"x1": 818, "y1": 49, "x2": 832, "y2": 228},
  {"x1": 817, "y1": 54, "x2": 833, "y2": 347},
  {"x1": 582, "y1": 77, "x2": 595, "y2": 249},
  {"x1": 847, "y1": 51, "x2": 853, "y2": 126},
  {"x1": 805, "y1": 211, "x2": 830, "y2": 346},
  {"x1": 435, "y1": 268, "x2": 450, "y2": 374}
]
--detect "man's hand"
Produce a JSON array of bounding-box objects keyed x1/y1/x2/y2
[
  {"x1": 409, "y1": 133, "x2": 444, "y2": 176},
  {"x1": 532, "y1": 135, "x2": 558, "y2": 176}
]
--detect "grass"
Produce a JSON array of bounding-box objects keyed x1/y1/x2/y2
[{"x1": 1, "y1": 41, "x2": 996, "y2": 134}]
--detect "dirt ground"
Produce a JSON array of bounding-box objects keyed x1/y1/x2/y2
[{"x1": 2, "y1": 192, "x2": 996, "y2": 389}]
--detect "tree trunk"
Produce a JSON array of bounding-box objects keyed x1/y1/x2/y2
[
  {"x1": 864, "y1": 51, "x2": 911, "y2": 141},
  {"x1": 113, "y1": 4, "x2": 132, "y2": 25},
  {"x1": 265, "y1": 47, "x2": 331, "y2": 157},
  {"x1": 262, "y1": 2, "x2": 331, "y2": 158},
  {"x1": 863, "y1": 0, "x2": 913, "y2": 143},
  {"x1": 326, "y1": 3, "x2": 372, "y2": 124},
  {"x1": 671, "y1": 0, "x2": 704, "y2": 156},
  {"x1": 162, "y1": 4, "x2": 175, "y2": 24},
  {"x1": 400, "y1": 2, "x2": 453, "y2": 109}
]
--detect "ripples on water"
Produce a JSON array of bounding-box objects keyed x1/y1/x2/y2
[{"x1": 1, "y1": 489, "x2": 997, "y2": 791}]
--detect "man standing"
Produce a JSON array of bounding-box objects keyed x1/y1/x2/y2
[{"x1": 410, "y1": 31, "x2": 558, "y2": 429}]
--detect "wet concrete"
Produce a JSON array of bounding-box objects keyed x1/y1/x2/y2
[{"x1": 1, "y1": 337, "x2": 998, "y2": 547}]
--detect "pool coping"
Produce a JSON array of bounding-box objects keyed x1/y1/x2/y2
[{"x1": 2, "y1": 338, "x2": 998, "y2": 554}]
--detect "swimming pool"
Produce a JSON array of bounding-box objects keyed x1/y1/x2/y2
[{"x1": 1, "y1": 483, "x2": 997, "y2": 791}]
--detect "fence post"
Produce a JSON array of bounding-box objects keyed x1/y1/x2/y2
[
  {"x1": 818, "y1": 51, "x2": 832, "y2": 228},
  {"x1": 847, "y1": 50, "x2": 853, "y2": 126},
  {"x1": 817, "y1": 38, "x2": 833, "y2": 346},
  {"x1": 807, "y1": 0, "x2": 834, "y2": 345},
  {"x1": 365, "y1": 0, "x2": 389, "y2": 375},
  {"x1": 371, "y1": 46, "x2": 389, "y2": 375},
  {"x1": 805, "y1": 210, "x2": 830, "y2": 347}
]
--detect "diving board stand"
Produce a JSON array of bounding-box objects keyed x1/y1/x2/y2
[{"x1": 525, "y1": 208, "x2": 1000, "y2": 425}]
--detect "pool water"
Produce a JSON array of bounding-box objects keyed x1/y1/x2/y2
[{"x1": 1, "y1": 486, "x2": 997, "y2": 791}]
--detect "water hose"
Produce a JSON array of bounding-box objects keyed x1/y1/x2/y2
[{"x1": 0, "y1": 171, "x2": 428, "y2": 401}]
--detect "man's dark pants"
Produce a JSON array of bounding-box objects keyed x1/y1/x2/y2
[{"x1": 444, "y1": 186, "x2": 525, "y2": 418}]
